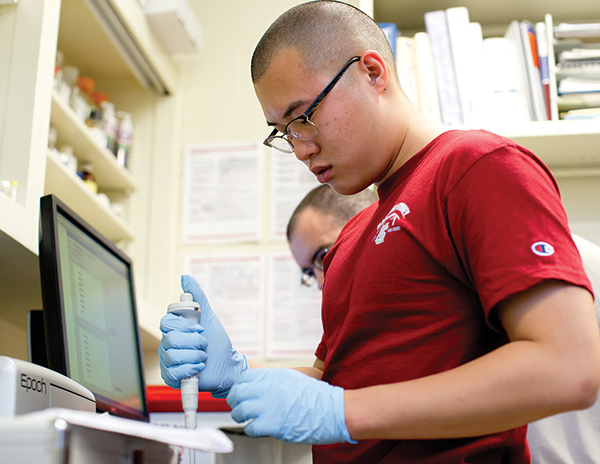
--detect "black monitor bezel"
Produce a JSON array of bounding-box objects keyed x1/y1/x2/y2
[{"x1": 38, "y1": 194, "x2": 149, "y2": 422}]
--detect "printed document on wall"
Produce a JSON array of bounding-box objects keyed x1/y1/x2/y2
[
  {"x1": 185, "y1": 252, "x2": 265, "y2": 358},
  {"x1": 270, "y1": 151, "x2": 320, "y2": 241},
  {"x1": 183, "y1": 142, "x2": 263, "y2": 243},
  {"x1": 266, "y1": 252, "x2": 323, "y2": 359}
]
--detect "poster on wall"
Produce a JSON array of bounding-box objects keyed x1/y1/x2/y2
[
  {"x1": 265, "y1": 251, "x2": 323, "y2": 359},
  {"x1": 269, "y1": 151, "x2": 320, "y2": 241},
  {"x1": 185, "y1": 252, "x2": 265, "y2": 359},
  {"x1": 182, "y1": 142, "x2": 264, "y2": 243},
  {"x1": 184, "y1": 250, "x2": 323, "y2": 362}
]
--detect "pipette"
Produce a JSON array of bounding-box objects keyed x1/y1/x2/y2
[{"x1": 167, "y1": 293, "x2": 201, "y2": 430}]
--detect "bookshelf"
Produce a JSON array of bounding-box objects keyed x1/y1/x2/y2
[
  {"x1": 371, "y1": 0, "x2": 600, "y2": 245},
  {"x1": 0, "y1": 0, "x2": 178, "y2": 361},
  {"x1": 373, "y1": 0, "x2": 600, "y2": 37},
  {"x1": 49, "y1": 94, "x2": 136, "y2": 193},
  {"x1": 370, "y1": 0, "x2": 600, "y2": 167}
]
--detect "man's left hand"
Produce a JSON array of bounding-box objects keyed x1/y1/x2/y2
[{"x1": 226, "y1": 368, "x2": 357, "y2": 445}]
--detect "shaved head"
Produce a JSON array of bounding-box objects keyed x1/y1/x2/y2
[{"x1": 251, "y1": 1, "x2": 397, "y2": 83}]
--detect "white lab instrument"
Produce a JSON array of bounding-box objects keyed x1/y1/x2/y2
[
  {"x1": 167, "y1": 293, "x2": 201, "y2": 430},
  {"x1": 0, "y1": 356, "x2": 95, "y2": 417}
]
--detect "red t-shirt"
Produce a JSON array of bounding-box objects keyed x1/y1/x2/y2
[{"x1": 313, "y1": 130, "x2": 592, "y2": 463}]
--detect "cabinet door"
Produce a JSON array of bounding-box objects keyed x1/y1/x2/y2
[
  {"x1": 0, "y1": 0, "x2": 61, "y2": 341},
  {"x1": 0, "y1": 0, "x2": 60, "y2": 253}
]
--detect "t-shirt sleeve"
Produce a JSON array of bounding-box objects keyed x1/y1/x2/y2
[{"x1": 445, "y1": 146, "x2": 592, "y2": 331}]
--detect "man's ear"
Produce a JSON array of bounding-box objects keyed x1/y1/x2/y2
[{"x1": 360, "y1": 50, "x2": 388, "y2": 94}]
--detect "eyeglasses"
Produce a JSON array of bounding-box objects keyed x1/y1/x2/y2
[
  {"x1": 264, "y1": 56, "x2": 361, "y2": 154},
  {"x1": 301, "y1": 245, "x2": 332, "y2": 287}
]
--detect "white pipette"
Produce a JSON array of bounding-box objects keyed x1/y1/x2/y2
[{"x1": 167, "y1": 293, "x2": 201, "y2": 430}]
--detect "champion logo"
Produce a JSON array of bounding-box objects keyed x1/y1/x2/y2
[
  {"x1": 374, "y1": 202, "x2": 410, "y2": 245},
  {"x1": 531, "y1": 241, "x2": 555, "y2": 257}
]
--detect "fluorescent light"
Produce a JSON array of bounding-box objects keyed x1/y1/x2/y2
[{"x1": 84, "y1": 0, "x2": 171, "y2": 95}]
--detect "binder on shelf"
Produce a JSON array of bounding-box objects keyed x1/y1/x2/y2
[
  {"x1": 535, "y1": 21, "x2": 553, "y2": 120},
  {"x1": 521, "y1": 21, "x2": 548, "y2": 121},
  {"x1": 482, "y1": 36, "x2": 531, "y2": 124},
  {"x1": 445, "y1": 7, "x2": 485, "y2": 126},
  {"x1": 414, "y1": 32, "x2": 442, "y2": 125},
  {"x1": 544, "y1": 14, "x2": 560, "y2": 121},
  {"x1": 424, "y1": 9, "x2": 463, "y2": 126},
  {"x1": 395, "y1": 36, "x2": 420, "y2": 109},
  {"x1": 504, "y1": 20, "x2": 547, "y2": 121}
]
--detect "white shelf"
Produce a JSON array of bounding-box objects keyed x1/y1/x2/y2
[
  {"x1": 45, "y1": 150, "x2": 134, "y2": 243},
  {"x1": 483, "y1": 120, "x2": 600, "y2": 169},
  {"x1": 50, "y1": 93, "x2": 136, "y2": 192}
]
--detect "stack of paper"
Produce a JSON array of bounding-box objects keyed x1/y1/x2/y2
[{"x1": 553, "y1": 21, "x2": 600, "y2": 118}]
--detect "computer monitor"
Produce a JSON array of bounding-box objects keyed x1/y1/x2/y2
[{"x1": 38, "y1": 194, "x2": 148, "y2": 421}]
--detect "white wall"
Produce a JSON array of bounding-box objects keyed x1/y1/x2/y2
[{"x1": 143, "y1": 0, "x2": 338, "y2": 385}]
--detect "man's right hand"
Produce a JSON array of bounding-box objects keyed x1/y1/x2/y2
[{"x1": 159, "y1": 275, "x2": 248, "y2": 398}]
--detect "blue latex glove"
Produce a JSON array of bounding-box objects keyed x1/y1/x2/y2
[
  {"x1": 159, "y1": 275, "x2": 248, "y2": 398},
  {"x1": 227, "y1": 368, "x2": 357, "y2": 445},
  {"x1": 159, "y1": 313, "x2": 208, "y2": 388}
]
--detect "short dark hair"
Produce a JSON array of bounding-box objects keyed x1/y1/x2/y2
[
  {"x1": 286, "y1": 184, "x2": 377, "y2": 240},
  {"x1": 251, "y1": 1, "x2": 397, "y2": 83}
]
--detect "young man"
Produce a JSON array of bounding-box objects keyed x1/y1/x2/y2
[
  {"x1": 160, "y1": 2, "x2": 600, "y2": 462},
  {"x1": 287, "y1": 184, "x2": 378, "y2": 289}
]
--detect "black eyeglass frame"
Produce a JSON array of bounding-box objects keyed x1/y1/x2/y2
[
  {"x1": 264, "y1": 55, "x2": 362, "y2": 154},
  {"x1": 300, "y1": 244, "x2": 333, "y2": 287}
]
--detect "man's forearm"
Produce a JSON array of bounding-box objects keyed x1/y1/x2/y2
[{"x1": 345, "y1": 340, "x2": 595, "y2": 439}]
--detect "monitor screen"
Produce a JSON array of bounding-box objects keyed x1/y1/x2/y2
[{"x1": 38, "y1": 194, "x2": 148, "y2": 421}]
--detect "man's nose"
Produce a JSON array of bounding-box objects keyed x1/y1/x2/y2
[{"x1": 293, "y1": 139, "x2": 318, "y2": 162}]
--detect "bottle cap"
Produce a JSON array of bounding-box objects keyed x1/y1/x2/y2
[
  {"x1": 167, "y1": 293, "x2": 200, "y2": 313},
  {"x1": 77, "y1": 76, "x2": 95, "y2": 93}
]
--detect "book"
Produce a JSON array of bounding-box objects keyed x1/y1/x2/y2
[
  {"x1": 395, "y1": 36, "x2": 420, "y2": 109},
  {"x1": 464, "y1": 21, "x2": 487, "y2": 126},
  {"x1": 482, "y1": 36, "x2": 531, "y2": 124},
  {"x1": 558, "y1": 48, "x2": 600, "y2": 65},
  {"x1": 554, "y1": 22, "x2": 600, "y2": 40},
  {"x1": 504, "y1": 20, "x2": 547, "y2": 121},
  {"x1": 520, "y1": 21, "x2": 548, "y2": 120},
  {"x1": 424, "y1": 9, "x2": 463, "y2": 126},
  {"x1": 535, "y1": 21, "x2": 552, "y2": 120},
  {"x1": 558, "y1": 77, "x2": 600, "y2": 94},
  {"x1": 445, "y1": 7, "x2": 485, "y2": 126},
  {"x1": 414, "y1": 32, "x2": 442, "y2": 125},
  {"x1": 557, "y1": 92, "x2": 600, "y2": 111},
  {"x1": 445, "y1": 6, "x2": 473, "y2": 124},
  {"x1": 544, "y1": 14, "x2": 560, "y2": 120},
  {"x1": 562, "y1": 107, "x2": 600, "y2": 119}
]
